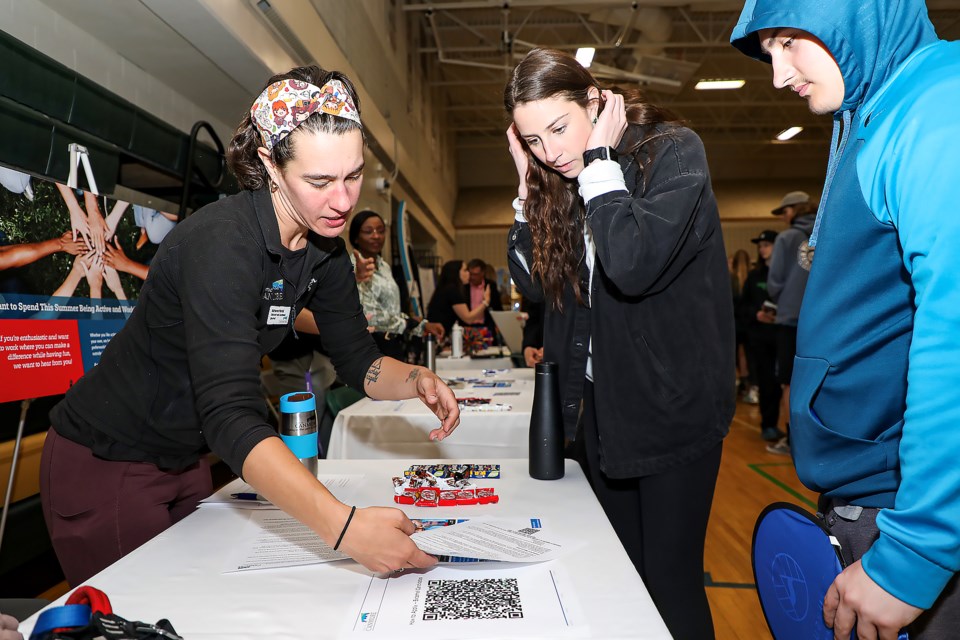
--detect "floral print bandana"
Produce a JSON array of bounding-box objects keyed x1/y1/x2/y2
[{"x1": 250, "y1": 78, "x2": 361, "y2": 150}]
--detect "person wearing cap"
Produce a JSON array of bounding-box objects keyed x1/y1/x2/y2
[
  {"x1": 732, "y1": 1, "x2": 960, "y2": 636},
  {"x1": 742, "y1": 229, "x2": 783, "y2": 443},
  {"x1": 764, "y1": 189, "x2": 816, "y2": 456}
]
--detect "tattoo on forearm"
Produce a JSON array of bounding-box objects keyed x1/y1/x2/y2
[
  {"x1": 406, "y1": 368, "x2": 421, "y2": 384},
  {"x1": 365, "y1": 357, "x2": 384, "y2": 385}
]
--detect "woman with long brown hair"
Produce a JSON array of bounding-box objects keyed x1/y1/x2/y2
[{"x1": 504, "y1": 48, "x2": 734, "y2": 638}]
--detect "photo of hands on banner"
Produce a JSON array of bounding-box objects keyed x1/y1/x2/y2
[{"x1": 0, "y1": 164, "x2": 175, "y2": 402}]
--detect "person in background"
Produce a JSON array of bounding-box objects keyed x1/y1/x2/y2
[
  {"x1": 504, "y1": 48, "x2": 733, "y2": 638},
  {"x1": 349, "y1": 209, "x2": 444, "y2": 361},
  {"x1": 764, "y1": 190, "x2": 815, "y2": 456},
  {"x1": 41, "y1": 64, "x2": 460, "y2": 587},
  {"x1": 426, "y1": 260, "x2": 490, "y2": 340},
  {"x1": 733, "y1": 0, "x2": 960, "y2": 636},
  {"x1": 463, "y1": 258, "x2": 503, "y2": 339},
  {"x1": 742, "y1": 230, "x2": 782, "y2": 442},
  {"x1": 730, "y1": 248, "x2": 755, "y2": 403}
]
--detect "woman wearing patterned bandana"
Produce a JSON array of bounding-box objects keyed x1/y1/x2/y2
[{"x1": 41, "y1": 65, "x2": 460, "y2": 585}]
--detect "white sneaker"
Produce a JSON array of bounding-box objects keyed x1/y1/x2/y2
[
  {"x1": 744, "y1": 386, "x2": 759, "y2": 404},
  {"x1": 766, "y1": 437, "x2": 791, "y2": 455}
]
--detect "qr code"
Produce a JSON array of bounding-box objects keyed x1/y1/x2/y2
[{"x1": 423, "y1": 578, "x2": 523, "y2": 621}]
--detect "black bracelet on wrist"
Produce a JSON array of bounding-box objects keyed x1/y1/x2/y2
[{"x1": 333, "y1": 505, "x2": 357, "y2": 551}]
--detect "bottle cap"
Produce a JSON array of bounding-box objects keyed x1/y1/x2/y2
[
  {"x1": 535, "y1": 361, "x2": 558, "y2": 375},
  {"x1": 280, "y1": 391, "x2": 316, "y2": 413}
]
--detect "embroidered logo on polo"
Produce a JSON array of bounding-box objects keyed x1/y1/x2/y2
[
  {"x1": 263, "y1": 279, "x2": 284, "y2": 301},
  {"x1": 798, "y1": 241, "x2": 814, "y2": 271}
]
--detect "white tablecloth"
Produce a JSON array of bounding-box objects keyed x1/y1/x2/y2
[
  {"x1": 19, "y1": 459, "x2": 670, "y2": 639},
  {"x1": 328, "y1": 369, "x2": 535, "y2": 459},
  {"x1": 435, "y1": 347, "x2": 514, "y2": 371}
]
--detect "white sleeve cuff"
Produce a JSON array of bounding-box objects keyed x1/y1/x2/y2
[
  {"x1": 512, "y1": 197, "x2": 527, "y2": 223},
  {"x1": 577, "y1": 159, "x2": 627, "y2": 202}
]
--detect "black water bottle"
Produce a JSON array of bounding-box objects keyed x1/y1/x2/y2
[{"x1": 529, "y1": 361, "x2": 564, "y2": 479}]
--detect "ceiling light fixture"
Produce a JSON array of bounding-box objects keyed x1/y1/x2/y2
[
  {"x1": 776, "y1": 126, "x2": 804, "y2": 141},
  {"x1": 694, "y1": 79, "x2": 745, "y2": 90},
  {"x1": 575, "y1": 47, "x2": 596, "y2": 68}
]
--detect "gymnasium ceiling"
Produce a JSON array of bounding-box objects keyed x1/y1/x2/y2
[
  {"x1": 405, "y1": 0, "x2": 960, "y2": 182},
  {"x1": 34, "y1": 0, "x2": 960, "y2": 186}
]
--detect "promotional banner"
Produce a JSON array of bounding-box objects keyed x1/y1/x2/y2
[
  {"x1": 0, "y1": 164, "x2": 173, "y2": 403},
  {"x1": 396, "y1": 200, "x2": 423, "y2": 317}
]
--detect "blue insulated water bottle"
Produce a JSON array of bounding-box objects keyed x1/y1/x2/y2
[{"x1": 279, "y1": 391, "x2": 319, "y2": 476}]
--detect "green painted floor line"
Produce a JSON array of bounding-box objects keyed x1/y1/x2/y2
[
  {"x1": 749, "y1": 463, "x2": 817, "y2": 509},
  {"x1": 704, "y1": 572, "x2": 755, "y2": 590}
]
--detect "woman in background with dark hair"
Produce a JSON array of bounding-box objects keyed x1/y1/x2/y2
[
  {"x1": 730, "y1": 248, "x2": 754, "y2": 401},
  {"x1": 504, "y1": 48, "x2": 733, "y2": 638},
  {"x1": 426, "y1": 259, "x2": 490, "y2": 339},
  {"x1": 41, "y1": 64, "x2": 460, "y2": 586},
  {"x1": 348, "y1": 209, "x2": 444, "y2": 360}
]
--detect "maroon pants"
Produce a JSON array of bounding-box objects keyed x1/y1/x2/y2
[{"x1": 40, "y1": 427, "x2": 212, "y2": 586}]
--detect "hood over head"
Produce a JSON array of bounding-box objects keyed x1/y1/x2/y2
[{"x1": 730, "y1": 0, "x2": 939, "y2": 111}]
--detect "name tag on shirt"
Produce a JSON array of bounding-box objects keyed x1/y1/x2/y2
[{"x1": 267, "y1": 305, "x2": 291, "y2": 325}]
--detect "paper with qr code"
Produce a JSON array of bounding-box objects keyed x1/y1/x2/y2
[
  {"x1": 411, "y1": 517, "x2": 582, "y2": 562},
  {"x1": 349, "y1": 565, "x2": 584, "y2": 637}
]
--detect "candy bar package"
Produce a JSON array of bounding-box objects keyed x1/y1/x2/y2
[
  {"x1": 393, "y1": 463, "x2": 500, "y2": 506},
  {"x1": 403, "y1": 463, "x2": 501, "y2": 480}
]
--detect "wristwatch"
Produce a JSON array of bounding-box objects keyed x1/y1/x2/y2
[{"x1": 583, "y1": 146, "x2": 618, "y2": 166}]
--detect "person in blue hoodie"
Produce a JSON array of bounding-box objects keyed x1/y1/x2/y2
[
  {"x1": 732, "y1": 1, "x2": 960, "y2": 638},
  {"x1": 765, "y1": 190, "x2": 816, "y2": 455}
]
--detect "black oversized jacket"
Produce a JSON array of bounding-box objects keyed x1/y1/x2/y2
[
  {"x1": 51, "y1": 189, "x2": 380, "y2": 474},
  {"x1": 508, "y1": 123, "x2": 735, "y2": 478}
]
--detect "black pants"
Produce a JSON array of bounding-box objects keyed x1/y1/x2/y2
[
  {"x1": 747, "y1": 327, "x2": 782, "y2": 430},
  {"x1": 822, "y1": 501, "x2": 960, "y2": 639},
  {"x1": 574, "y1": 382, "x2": 723, "y2": 639},
  {"x1": 776, "y1": 324, "x2": 798, "y2": 385}
]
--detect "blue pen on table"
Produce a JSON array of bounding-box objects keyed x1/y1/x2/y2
[{"x1": 231, "y1": 492, "x2": 268, "y2": 502}]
